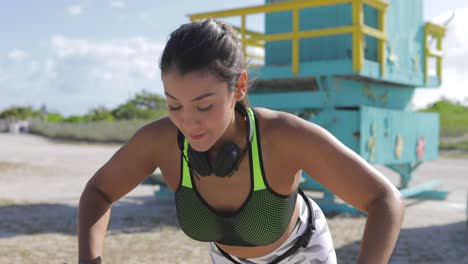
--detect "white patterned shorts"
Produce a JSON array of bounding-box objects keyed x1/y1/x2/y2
[{"x1": 209, "y1": 194, "x2": 337, "y2": 264}]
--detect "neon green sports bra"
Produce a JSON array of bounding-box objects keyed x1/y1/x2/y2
[{"x1": 174, "y1": 107, "x2": 298, "y2": 247}]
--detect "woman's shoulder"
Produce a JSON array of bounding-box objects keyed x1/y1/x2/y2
[
  {"x1": 252, "y1": 107, "x2": 306, "y2": 134},
  {"x1": 141, "y1": 116, "x2": 177, "y2": 135},
  {"x1": 131, "y1": 116, "x2": 178, "y2": 153},
  {"x1": 251, "y1": 107, "x2": 295, "y2": 147},
  {"x1": 252, "y1": 107, "x2": 326, "y2": 147}
]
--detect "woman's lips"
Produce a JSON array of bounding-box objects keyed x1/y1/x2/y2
[{"x1": 189, "y1": 132, "x2": 206, "y2": 140}]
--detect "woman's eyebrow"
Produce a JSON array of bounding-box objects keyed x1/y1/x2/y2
[{"x1": 164, "y1": 91, "x2": 216, "y2": 102}]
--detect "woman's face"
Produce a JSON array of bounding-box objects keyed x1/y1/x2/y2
[{"x1": 163, "y1": 70, "x2": 237, "y2": 152}]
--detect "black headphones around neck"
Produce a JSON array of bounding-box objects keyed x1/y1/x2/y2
[{"x1": 177, "y1": 102, "x2": 253, "y2": 177}]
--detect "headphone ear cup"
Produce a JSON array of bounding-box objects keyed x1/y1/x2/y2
[
  {"x1": 212, "y1": 143, "x2": 242, "y2": 177},
  {"x1": 177, "y1": 130, "x2": 185, "y2": 152},
  {"x1": 187, "y1": 147, "x2": 212, "y2": 176}
]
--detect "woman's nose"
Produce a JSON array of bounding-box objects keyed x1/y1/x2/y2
[{"x1": 181, "y1": 111, "x2": 200, "y2": 129}]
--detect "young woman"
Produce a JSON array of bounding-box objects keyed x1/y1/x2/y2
[{"x1": 78, "y1": 19, "x2": 404, "y2": 264}]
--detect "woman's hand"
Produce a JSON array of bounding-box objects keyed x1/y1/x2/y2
[{"x1": 78, "y1": 256, "x2": 102, "y2": 264}]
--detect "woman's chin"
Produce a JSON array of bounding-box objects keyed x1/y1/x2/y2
[
  {"x1": 188, "y1": 139, "x2": 212, "y2": 152},
  {"x1": 191, "y1": 145, "x2": 210, "y2": 152}
]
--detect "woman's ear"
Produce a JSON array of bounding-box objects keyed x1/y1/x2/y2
[{"x1": 234, "y1": 71, "x2": 248, "y2": 102}]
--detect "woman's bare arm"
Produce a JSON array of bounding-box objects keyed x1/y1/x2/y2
[
  {"x1": 272, "y1": 111, "x2": 405, "y2": 264},
  {"x1": 78, "y1": 118, "x2": 173, "y2": 263}
]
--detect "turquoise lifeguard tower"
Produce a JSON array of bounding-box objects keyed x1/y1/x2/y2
[{"x1": 147, "y1": 0, "x2": 448, "y2": 215}]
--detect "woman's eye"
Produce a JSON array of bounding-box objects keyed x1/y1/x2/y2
[
  {"x1": 168, "y1": 105, "x2": 182, "y2": 111},
  {"x1": 197, "y1": 105, "x2": 213, "y2": 112}
]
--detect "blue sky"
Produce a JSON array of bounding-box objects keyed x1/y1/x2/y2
[{"x1": 1, "y1": 0, "x2": 467, "y2": 116}]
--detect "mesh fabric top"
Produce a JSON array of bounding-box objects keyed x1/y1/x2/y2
[{"x1": 175, "y1": 107, "x2": 298, "y2": 246}]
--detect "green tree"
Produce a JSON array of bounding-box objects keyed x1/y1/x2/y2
[
  {"x1": 0, "y1": 106, "x2": 42, "y2": 120},
  {"x1": 421, "y1": 98, "x2": 468, "y2": 127},
  {"x1": 129, "y1": 90, "x2": 166, "y2": 111},
  {"x1": 111, "y1": 102, "x2": 158, "y2": 120},
  {"x1": 64, "y1": 115, "x2": 86, "y2": 123},
  {"x1": 420, "y1": 98, "x2": 468, "y2": 137},
  {"x1": 46, "y1": 113, "x2": 65, "y2": 123},
  {"x1": 111, "y1": 90, "x2": 167, "y2": 120},
  {"x1": 85, "y1": 106, "x2": 115, "y2": 121}
]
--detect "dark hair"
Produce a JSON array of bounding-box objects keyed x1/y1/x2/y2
[{"x1": 159, "y1": 19, "x2": 248, "y2": 105}]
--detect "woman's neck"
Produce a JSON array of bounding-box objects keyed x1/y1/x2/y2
[{"x1": 210, "y1": 109, "x2": 247, "y2": 155}]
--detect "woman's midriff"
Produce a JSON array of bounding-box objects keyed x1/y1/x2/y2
[{"x1": 216, "y1": 197, "x2": 301, "y2": 259}]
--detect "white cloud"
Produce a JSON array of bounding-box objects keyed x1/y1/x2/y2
[
  {"x1": 412, "y1": 8, "x2": 468, "y2": 109},
  {"x1": 49, "y1": 35, "x2": 162, "y2": 80},
  {"x1": 68, "y1": 5, "x2": 82, "y2": 16},
  {"x1": 7, "y1": 49, "x2": 28, "y2": 62},
  {"x1": 413, "y1": 68, "x2": 468, "y2": 109},
  {"x1": 0, "y1": 36, "x2": 165, "y2": 116},
  {"x1": 110, "y1": 1, "x2": 126, "y2": 9}
]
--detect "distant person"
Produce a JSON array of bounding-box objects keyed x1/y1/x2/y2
[{"x1": 78, "y1": 19, "x2": 404, "y2": 264}]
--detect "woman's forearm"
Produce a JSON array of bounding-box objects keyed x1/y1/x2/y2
[
  {"x1": 78, "y1": 184, "x2": 112, "y2": 263},
  {"x1": 356, "y1": 190, "x2": 405, "y2": 264}
]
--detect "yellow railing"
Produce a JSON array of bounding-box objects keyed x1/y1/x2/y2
[
  {"x1": 188, "y1": 0, "x2": 388, "y2": 75},
  {"x1": 424, "y1": 22, "x2": 446, "y2": 84}
]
